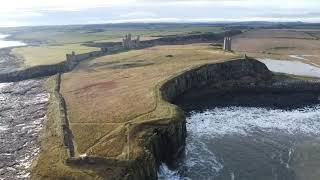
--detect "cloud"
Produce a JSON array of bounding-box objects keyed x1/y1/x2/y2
[
  {"x1": 0, "y1": 0, "x2": 319, "y2": 27},
  {"x1": 119, "y1": 11, "x2": 157, "y2": 18},
  {"x1": 0, "y1": 0, "x2": 135, "y2": 11}
]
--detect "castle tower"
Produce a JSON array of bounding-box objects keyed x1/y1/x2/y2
[
  {"x1": 223, "y1": 36, "x2": 232, "y2": 52},
  {"x1": 122, "y1": 34, "x2": 141, "y2": 49}
]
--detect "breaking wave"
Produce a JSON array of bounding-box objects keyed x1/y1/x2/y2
[{"x1": 159, "y1": 105, "x2": 320, "y2": 179}]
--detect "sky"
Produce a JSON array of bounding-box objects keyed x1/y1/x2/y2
[{"x1": 0, "y1": 0, "x2": 320, "y2": 27}]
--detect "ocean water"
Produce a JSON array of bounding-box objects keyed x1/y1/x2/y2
[
  {"x1": 0, "y1": 34, "x2": 26, "y2": 49},
  {"x1": 159, "y1": 105, "x2": 320, "y2": 180}
]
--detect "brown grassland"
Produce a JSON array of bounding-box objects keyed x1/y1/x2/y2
[
  {"x1": 233, "y1": 29, "x2": 320, "y2": 66},
  {"x1": 32, "y1": 43, "x2": 238, "y2": 179},
  {"x1": 32, "y1": 29, "x2": 320, "y2": 179},
  {"x1": 60, "y1": 44, "x2": 237, "y2": 158}
]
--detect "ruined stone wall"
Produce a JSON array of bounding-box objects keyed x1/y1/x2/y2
[{"x1": 53, "y1": 74, "x2": 75, "y2": 158}]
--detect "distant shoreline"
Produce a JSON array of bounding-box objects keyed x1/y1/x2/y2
[{"x1": 0, "y1": 33, "x2": 26, "y2": 49}]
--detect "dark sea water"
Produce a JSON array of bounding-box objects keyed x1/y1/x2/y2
[{"x1": 158, "y1": 105, "x2": 320, "y2": 180}]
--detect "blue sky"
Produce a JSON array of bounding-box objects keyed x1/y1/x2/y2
[{"x1": 0, "y1": 0, "x2": 320, "y2": 27}]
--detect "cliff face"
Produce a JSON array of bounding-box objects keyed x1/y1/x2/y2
[
  {"x1": 0, "y1": 63, "x2": 65, "y2": 82},
  {"x1": 160, "y1": 58, "x2": 272, "y2": 102},
  {"x1": 127, "y1": 58, "x2": 273, "y2": 179},
  {"x1": 137, "y1": 58, "x2": 320, "y2": 180}
]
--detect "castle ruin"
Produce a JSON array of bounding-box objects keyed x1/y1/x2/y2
[
  {"x1": 122, "y1": 34, "x2": 140, "y2": 49},
  {"x1": 223, "y1": 35, "x2": 232, "y2": 52}
]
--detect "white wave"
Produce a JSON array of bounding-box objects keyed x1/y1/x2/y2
[
  {"x1": 187, "y1": 106, "x2": 320, "y2": 138},
  {"x1": 159, "y1": 105, "x2": 320, "y2": 179},
  {"x1": 0, "y1": 125, "x2": 8, "y2": 132},
  {"x1": 158, "y1": 163, "x2": 182, "y2": 180},
  {"x1": 184, "y1": 138, "x2": 223, "y2": 173},
  {"x1": 0, "y1": 82, "x2": 12, "y2": 90}
]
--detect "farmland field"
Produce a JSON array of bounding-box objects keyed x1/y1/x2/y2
[
  {"x1": 233, "y1": 29, "x2": 320, "y2": 66},
  {"x1": 5, "y1": 24, "x2": 224, "y2": 67}
]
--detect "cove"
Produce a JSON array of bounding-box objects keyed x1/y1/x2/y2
[{"x1": 158, "y1": 59, "x2": 320, "y2": 180}]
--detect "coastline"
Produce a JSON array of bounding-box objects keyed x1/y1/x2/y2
[{"x1": 31, "y1": 57, "x2": 320, "y2": 179}]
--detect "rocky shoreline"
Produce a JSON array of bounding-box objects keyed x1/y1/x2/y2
[{"x1": 0, "y1": 79, "x2": 49, "y2": 179}]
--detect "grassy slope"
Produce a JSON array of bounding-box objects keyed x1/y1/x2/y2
[{"x1": 60, "y1": 44, "x2": 238, "y2": 158}]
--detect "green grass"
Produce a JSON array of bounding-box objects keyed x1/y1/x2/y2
[
  {"x1": 10, "y1": 25, "x2": 224, "y2": 45},
  {"x1": 11, "y1": 44, "x2": 99, "y2": 67},
  {"x1": 7, "y1": 24, "x2": 224, "y2": 67}
]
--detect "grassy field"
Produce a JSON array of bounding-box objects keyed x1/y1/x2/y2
[
  {"x1": 232, "y1": 29, "x2": 320, "y2": 65},
  {"x1": 60, "y1": 44, "x2": 237, "y2": 158},
  {"x1": 12, "y1": 44, "x2": 99, "y2": 67},
  {"x1": 10, "y1": 25, "x2": 224, "y2": 44},
  {"x1": 8, "y1": 24, "x2": 224, "y2": 67},
  {"x1": 30, "y1": 43, "x2": 237, "y2": 179},
  {"x1": 32, "y1": 76, "x2": 125, "y2": 179},
  {"x1": 23, "y1": 25, "x2": 320, "y2": 179}
]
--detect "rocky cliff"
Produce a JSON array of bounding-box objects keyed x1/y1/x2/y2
[{"x1": 133, "y1": 58, "x2": 320, "y2": 180}]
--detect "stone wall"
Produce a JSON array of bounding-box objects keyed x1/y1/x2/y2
[{"x1": 53, "y1": 74, "x2": 75, "y2": 158}]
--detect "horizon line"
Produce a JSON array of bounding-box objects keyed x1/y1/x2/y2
[{"x1": 0, "y1": 20, "x2": 318, "y2": 28}]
